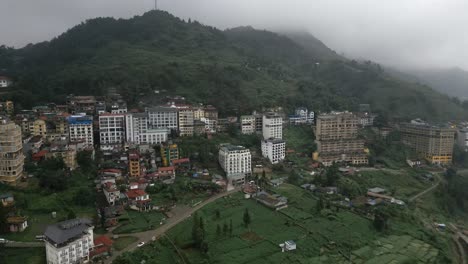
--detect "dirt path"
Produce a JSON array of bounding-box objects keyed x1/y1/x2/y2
[
  {"x1": 408, "y1": 173, "x2": 441, "y2": 202},
  {"x1": 105, "y1": 188, "x2": 240, "y2": 263}
]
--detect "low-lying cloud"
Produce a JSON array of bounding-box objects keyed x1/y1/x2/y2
[{"x1": 1, "y1": 0, "x2": 467, "y2": 70}]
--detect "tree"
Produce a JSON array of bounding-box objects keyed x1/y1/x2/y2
[
  {"x1": 191, "y1": 213, "x2": 206, "y2": 248},
  {"x1": 76, "y1": 150, "x2": 94, "y2": 172},
  {"x1": 0, "y1": 206, "x2": 8, "y2": 233},
  {"x1": 36, "y1": 157, "x2": 68, "y2": 192},
  {"x1": 216, "y1": 224, "x2": 221, "y2": 237},
  {"x1": 288, "y1": 171, "x2": 300, "y2": 185},
  {"x1": 67, "y1": 210, "x2": 77, "y2": 220},
  {"x1": 373, "y1": 209, "x2": 389, "y2": 232},
  {"x1": 192, "y1": 212, "x2": 201, "y2": 244},
  {"x1": 325, "y1": 163, "x2": 340, "y2": 186},
  {"x1": 315, "y1": 196, "x2": 324, "y2": 214},
  {"x1": 215, "y1": 209, "x2": 221, "y2": 219},
  {"x1": 73, "y1": 187, "x2": 95, "y2": 206},
  {"x1": 199, "y1": 216, "x2": 205, "y2": 241},
  {"x1": 229, "y1": 219, "x2": 233, "y2": 236},
  {"x1": 200, "y1": 241, "x2": 209, "y2": 254},
  {"x1": 243, "y1": 208, "x2": 251, "y2": 228},
  {"x1": 223, "y1": 221, "x2": 228, "y2": 235}
]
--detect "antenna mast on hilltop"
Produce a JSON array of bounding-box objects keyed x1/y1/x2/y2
[{"x1": 154, "y1": 0, "x2": 158, "y2": 10}]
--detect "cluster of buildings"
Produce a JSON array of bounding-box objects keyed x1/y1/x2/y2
[
  {"x1": 98, "y1": 102, "x2": 218, "y2": 153},
  {"x1": 219, "y1": 109, "x2": 291, "y2": 187},
  {"x1": 0, "y1": 193, "x2": 28, "y2": 233}
]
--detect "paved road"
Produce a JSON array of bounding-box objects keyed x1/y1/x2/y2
[
  {"x1": 408, "y1": 173, "x2": 441, "y2": 202},
  {"x1": 3, "y1": 241, "x2": 44, "y2": 248},
  {"x1": 105, "y1": 188, "x2": 240, "y2": 263}
]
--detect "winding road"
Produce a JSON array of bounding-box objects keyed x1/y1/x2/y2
[{"x1": 105, "y1": 188, "x2": 240, "y2": 263}]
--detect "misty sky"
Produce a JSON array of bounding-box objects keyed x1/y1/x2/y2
[{"x1": 0, "y1": 0, "x2": 467, "y2": 70}]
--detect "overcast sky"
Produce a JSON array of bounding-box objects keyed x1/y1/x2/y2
[{"x1": 1, "y1": 0, "x2": 467, "y2": 71}]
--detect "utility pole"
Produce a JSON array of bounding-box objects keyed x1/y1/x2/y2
[{"x1": 155, "y1": 0, "x2": 158, "y2": 10}]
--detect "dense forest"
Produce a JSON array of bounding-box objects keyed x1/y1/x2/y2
[{"x1": 1, "y1": 10, "x2": 467, "y2": 120}]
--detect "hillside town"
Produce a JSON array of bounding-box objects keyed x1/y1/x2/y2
[{"x1": 0, "y1": 83, "x2": 467, "y2": 263}]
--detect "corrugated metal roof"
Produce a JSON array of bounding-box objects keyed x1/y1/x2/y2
[{"x1": 44, "y1": 218, "x2": 92, "y2": 245}]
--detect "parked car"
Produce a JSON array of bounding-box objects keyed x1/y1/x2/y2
[
  {"x1": 137, "y1": 242, "x2": 145, "y2": 247},
  {"x1": 0, "y1": 238, "x2": 7, "y2": 243}
]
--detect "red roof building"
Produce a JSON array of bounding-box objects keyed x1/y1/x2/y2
[
  {"x1": 32, "y1": 150, "x2": 48, "y2": 161},
  {"x1": 126, "y1": 189, "x2": 150, "y2": 201},
  {"x1": 90, "y1": 236, "x2": 113, "y2": 258}
]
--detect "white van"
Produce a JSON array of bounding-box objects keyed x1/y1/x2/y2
[{"x1": 0, "y1": 238, "x2": 7, "y2": 243}]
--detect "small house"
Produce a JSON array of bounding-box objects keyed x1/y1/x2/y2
[
  {"x1": 0, "y1": 193, "x2": 14, "y2": 207},
  {"x1": 367, "y1": 187, "x2": 386, "y2": 194},
  {"x1": 279, "y1": 240, "x2": 296, "y2": 252},
  {"x1": 407, "y1": 159, "x2": 422, "y2": 168},
  {"x1": 7, "y1": 216, "x2": 28, "y2": 232}
]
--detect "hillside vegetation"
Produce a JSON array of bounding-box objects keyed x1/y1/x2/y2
[{"x1": 0, "y1": 10, "x2": 466, "y2": 120}]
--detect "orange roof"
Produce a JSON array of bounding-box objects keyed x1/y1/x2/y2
[
  {"x1": 7, "y1": 216, "x2": 27, "y2": 224},
  {"x1": 158, "y1": 166, "x2": 175, "y2": 172},
  {"x1": 138, "y1": 178, "x2": 148, "y2": 184},
  {"x1": 126, "y1": 189, "x2": 148, "y2": 199},
  {"x1": 102, "y1": 169, "x2": 122, "y2": 173},
  {"x1": 94, "y1": 235, "x2": 113, "y2": 247},
  {"x1": 33, "y1": 150, "x2": 48, "y2": 158},
  {"x1": 367, "y1": 192, "x2": 393, "y2": 200},
  {"x1": 103, "y1": 182, "x2": 117, "y2": 192},
  {"x1": 172, "y1": 158, "x2": 190, "y2": 165}
]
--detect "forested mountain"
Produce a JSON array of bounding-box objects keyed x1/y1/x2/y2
[
  {"x1": 0, "y1": 10, "x2": 467, "y2": 120},
  {"x1": 408, "y1": 67, "x2": 468, "y2": 99}
]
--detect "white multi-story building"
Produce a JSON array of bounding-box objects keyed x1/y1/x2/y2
[
  {"x1": 262, "y1": 113, "x2": 283, "y2": 139},
  {"x1": 357, "y1": 112, "x2": 376, "y2": 127},
  {"x1": 110, "y1": 101, "x2": 127, "y2": 114},
  {"x1": 241, "y1": 115, "x2": 256, "y2": 135},
  {"x1": 126, "y1": 113, "x2": 170, "y2": 145},
  {"x1": 125, "y1": 113, "x2": 149, "y2": 143},
  {"x1": 102, "y1": 180, "x2": 120, "y2": 206},
  {"x1": 200, "y1": 117, "x2": 216, "y2": 133},
  {"x1": 457, "y1": 127, "x2": 468, "y2": 151},
  {"x1": 0, "y1": 76, "x2": 12, "y2": 88},
  {"x1": 67, "y1": 115, "x2": 94, "y2": 148},
  {"x1": 178, "y1": 108, "x2": 194, "y2": 137},
  {"x1": 146, "y1": 107, "x2": 178, "y2": 129},
  {"x1": 261, "y1": 138, "x2": 286, "y2": 164},
  {"x1": 99, "y1": 113, "x2": 125, "y2": 148},
  {"x1": 44, "y1": 218, "x2": 94, "y2": 264},
  {"x1": 219, "y1": 144, "x2": 251, "y2": 185}
]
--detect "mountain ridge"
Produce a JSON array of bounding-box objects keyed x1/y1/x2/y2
[{"x1": 0, "y1": 10, "x2": 466, "y2": 121}]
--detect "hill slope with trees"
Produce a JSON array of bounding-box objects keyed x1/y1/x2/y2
[{"x1": 0, "y1": 10, "x2": 466, "y2": 120}]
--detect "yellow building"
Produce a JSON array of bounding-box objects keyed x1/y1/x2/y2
[
  {"x1": 128, "y1": 151, "x2": 140, "y2": 178},
  {"x1": 5, "y1": 101, "x2": 14, "y2": 115},
  {"x1": 161, "y1": 143, "x2": 179, "y2": 167},
  {"x1": 46, "y1": 148, "x2": 77, "y2": 170},
  {"x1": 0, "y1": 121, "x2": 24, "y2": 185},
  {"x1": 32, "y1": 119, "x2": 47, "y2": 138},
  {"x1": 314, "y1": 112, "x2": 368, "y2": 166},
  {"x1": 400, "y1": 123, "x2": 455, "y2": 165}
]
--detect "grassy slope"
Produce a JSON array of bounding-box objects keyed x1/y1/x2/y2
[{"x1": 115, "y1": 185, "x2": 451, "y2": 263}]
